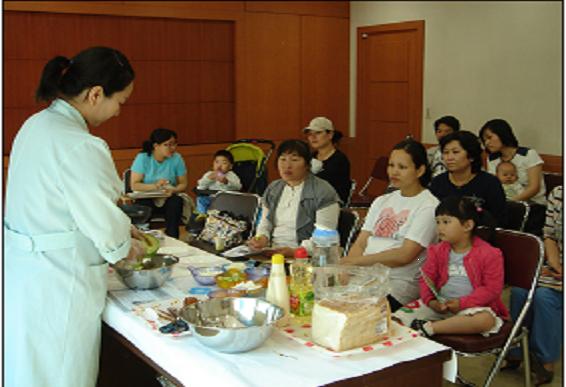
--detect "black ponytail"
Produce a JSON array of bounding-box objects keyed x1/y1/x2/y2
[
  {"x1": 35, "y1": 56, "x2": 72, "y2": 102},
  {"x1": 331, "y1": 130, "x2": 344, "y2": 145},
  {"x1": 35, "y1": 46, "x2": 134, "y2": 102}
]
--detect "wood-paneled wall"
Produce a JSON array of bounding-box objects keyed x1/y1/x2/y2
[
  {"x1": 4, "y1": 1, "x2": 350, "y2": 156},
  {"x1": 4, "y1": 11, "x2": 235, "y2": 154}
]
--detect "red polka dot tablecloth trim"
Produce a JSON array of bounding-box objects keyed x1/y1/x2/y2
[{"x1": 277, "y1": 320, "x2": 419, "y2": 357}]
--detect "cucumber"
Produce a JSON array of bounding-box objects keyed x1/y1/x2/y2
[{"x1": 142, "y1": 233, "x2": 160, "y2": 256}]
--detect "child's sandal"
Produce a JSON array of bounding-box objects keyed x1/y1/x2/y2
[{"x1": 410, "y1": 319, "x2": 432, "y2": 338}]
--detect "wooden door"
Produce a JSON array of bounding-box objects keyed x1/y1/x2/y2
[{"x1": 356, "y1": 20, "x2": 424, "y2": 169}]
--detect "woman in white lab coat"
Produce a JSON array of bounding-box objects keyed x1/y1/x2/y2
[{"x1": 5, "y1": 47, "x2": 143, "y2": 387}]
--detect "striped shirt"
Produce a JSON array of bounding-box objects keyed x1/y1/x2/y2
[{"x1": 543, "y1": 185, "x2": 563, "y2": 258}]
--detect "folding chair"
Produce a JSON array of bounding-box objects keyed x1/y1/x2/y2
[
  {"x1": 337, "y1": 208, "x2": 360, "y2": 255},
  {"x1": 349, "y1": 156, "x2": 396, "y2": 208},
  {"x1": 431, "y1": 228, "x2": 544, "y2": 387},
  {"x1": 342, "y1": 179, "x2": 356, "y2": 208},
  {"x1": 189, "y1": 191, "x2": 261, "y2": 255},
  {"x1": 505, "y1": 200, "x2": 530, "y2": 231},
  {"x1": 122, "y1": 168, "x2": 166, "y2": 227},
  {"x1": 208, "y1": 191, "x2": 261, "y2": 240}
]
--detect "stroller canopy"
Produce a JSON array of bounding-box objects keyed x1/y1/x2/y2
[{"x1": 226, "y1": 140, "x2": 274, "y2": 195}]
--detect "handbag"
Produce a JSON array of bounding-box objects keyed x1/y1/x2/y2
[{"x1": 197, "y1": 209, "x2": 249, "y2": 249}]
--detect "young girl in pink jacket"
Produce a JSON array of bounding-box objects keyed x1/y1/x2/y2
[{"x1": 394, "y1": 195, "x2": 509, "y2": 337}]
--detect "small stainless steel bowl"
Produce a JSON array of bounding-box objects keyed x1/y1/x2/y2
[
  {"x1": 179, "y1": 297, "x2": 283, "y2": 353},
  {"x1": 113, "y1": 254, "x2": 179, "y2": 290}
]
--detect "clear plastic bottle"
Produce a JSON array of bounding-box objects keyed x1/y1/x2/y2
[
  {"x1": 266, "y1": 253, "x2": 290, "y2": 326},
  {"x1": 311, "y1": 226, "x2": 340, "y2": 290},
  {"x1": 311, "y1": 226, "x2": 341, "y2": 267},
  {"x1": 289, "y1": 247, "x2": 314, "y2": 320}
]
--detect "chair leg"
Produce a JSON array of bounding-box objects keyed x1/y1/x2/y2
[
  {"x1": 456, "y1": 374, "x2": 476, "y2": 387},
  {"x1": 522, "y1": 329, "x2": 532, "y2": 387}
]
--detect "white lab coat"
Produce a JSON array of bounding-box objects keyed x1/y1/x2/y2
[{"x1": 5, "y1": 99, "x2": 132, "y2": 387}]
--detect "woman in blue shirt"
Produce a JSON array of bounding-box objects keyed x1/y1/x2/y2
[{"x1": 131, "y1": 128, "x2": 188, "y2": 237}]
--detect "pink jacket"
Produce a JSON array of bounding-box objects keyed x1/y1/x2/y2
[{"x1": 420, "y1": 236, "x2": 509, "y2": 319}]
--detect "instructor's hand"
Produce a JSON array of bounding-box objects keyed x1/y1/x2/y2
[
  {"x1": 124, "y1": 239, "x2": 145, "y2": 263},
  {"x1": 130, "y1": 225, "x2": 145, "y2": 242}
]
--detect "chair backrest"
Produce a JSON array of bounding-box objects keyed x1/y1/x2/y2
[
  {"x1": 337, "y1": 209, "x2": 360, "y2": 254},
  {"x1": 343, "y1": 179, "x2": 356, "y2": 208},
  {"x1": 208, "y1": 191, "x2": 261, "y2": 239},
  {"x1": 371, "y1": 156, "x2": 389, "y2": 181},
  {"x1": 357, "y1": 157, "x2": 389, "y2": 197},
  {"x1": 123, "y1": 169, "x2": 132, "y2": 194},
  {"x1": 491, "y1": 228, "x2": 544, "y2": 290},
  {"x1": 504, "y1": 200, "x2": 529, "y2": 231},
  {"x1": 543, "y1": 172, "x2": 563, "y2": 197}
]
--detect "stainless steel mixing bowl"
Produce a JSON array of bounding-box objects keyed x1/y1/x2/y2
[
  {"x1": 179, "y1": 297, "x2": 284, "y2": 353},
  {"x1": 113, "y1": 254, "x2": 179, "y2": 290}
]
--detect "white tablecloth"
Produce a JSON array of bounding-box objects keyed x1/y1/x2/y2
[{"x1": 103, "y1": 237, "x2": 457, "y2": 387}]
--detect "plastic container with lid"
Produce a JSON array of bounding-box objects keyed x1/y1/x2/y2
[
  {"x1": 289, "y1": 247, "x2": 314, "y2": 318},
  {"x1": 265, "y1": 254, "x2": 290, "y2": 326}
]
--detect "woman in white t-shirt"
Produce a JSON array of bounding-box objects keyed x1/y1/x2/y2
[
  {"x1": 342, "y1": 139, "x2": 439, "y2": 311},
  {"x1": 480, "y1": 119, "x2": 546, "y2": 205}
]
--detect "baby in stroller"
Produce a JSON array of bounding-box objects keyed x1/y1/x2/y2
[{"x1": 195, "y1": 150, "x2": 242, "y2": 214}]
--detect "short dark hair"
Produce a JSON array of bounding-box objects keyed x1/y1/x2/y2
[
  {"x1": 392, "y1": 138, "x2": 431, "y2": 187},
  {"x1": 141, "y1": 128, "x2": 177, "y2": 155},
  {"x1": 276, "y1": 139, "x2": 312, "y2": 166},
  {"x1": 214, "y1": 149, "x2": 234, "y2": 165},
  {"x1": 479, "y1": 119, "x2": 519, "y2": 148},
  {"x1": 439, "y1": 131, "x2": 483, "y2": 173},
  {"x1": 434, "y1": 116, "x2": 461, "y2": 132},
  {"x1": 35, "y1": 46, "x2": 134, "y2": 102}
]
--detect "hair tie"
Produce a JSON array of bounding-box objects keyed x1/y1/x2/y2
[
  {"x1": 113, "y1": 50, "x2": 124, "y2": 67},
  {"x1": 476, "y1": 206, "x2": 483, "y2": 213},
  {"x1": 60, "y1": 58, "x2": 74, "y2": 78}
]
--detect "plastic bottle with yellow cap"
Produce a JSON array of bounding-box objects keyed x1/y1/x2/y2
[{"x1": 265, "y1": 253, "x2": 290, "y2": 326}]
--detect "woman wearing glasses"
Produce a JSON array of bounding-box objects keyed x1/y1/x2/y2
[{"x1": 130, "y1": 127, "x2": 188, "y2": 237}]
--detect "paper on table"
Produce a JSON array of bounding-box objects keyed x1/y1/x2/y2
[
  {"x1": 107, "y1": 282, "x2": 186, "y2": 312},
  {"x1": 221, "y1": 244, "x2": 265, "y2": 258},
  {"x1": 127, "y1": 190, "x2": 169, "y2": 199},
  {"x1": 158, "y1": 246, "x2": 193, "y2": 257}
]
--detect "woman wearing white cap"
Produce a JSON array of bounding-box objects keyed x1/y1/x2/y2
[{"x1": 303, "y1": 116, "x2": 351, "y2": 205}]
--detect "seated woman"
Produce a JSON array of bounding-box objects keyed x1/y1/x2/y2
[
  {"x1": 480, "y1": 119, "x2": 546, "y2": 205},
  {"x1": 429, "y1": 131, "x2": 507, "y2": 226},
  {"x1": 248, "y1": 139, "x2": 340, "y2": 257},
  {"x1": 480, "y1": 119, "x2": 546, "y2": 235},
  {"x1": 303, "y1": 116, "x2": 351, "y2": 205},
  {"x1": 341, "y1": 139, "x2": 439, "y2": 312},
  {"x1": 505, "y1": 185, "x2": 563, "y2": 386},
  {"x1": 427, "y1": 115, "x2": 461, "y2": 178},
  {"x1": 130, "y1": 128, "x2": 188, "y2": 238}
]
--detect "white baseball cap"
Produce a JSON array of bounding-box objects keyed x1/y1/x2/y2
[{"x1": 303, "y1": 117, "x2": 334, "y2": 133}]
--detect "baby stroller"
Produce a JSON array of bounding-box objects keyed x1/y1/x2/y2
[
  {"x1": 188, "y1": 139, "x2": 274, "y2": 234},
  {"x1": 226, "y1": 139, "x2": 275, "y2": 195}
]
